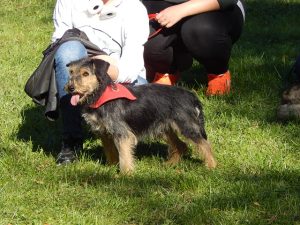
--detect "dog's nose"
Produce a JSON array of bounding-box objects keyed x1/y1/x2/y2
[{"x1": 68, "y1": 84, "x2": 75, "y2": 93}]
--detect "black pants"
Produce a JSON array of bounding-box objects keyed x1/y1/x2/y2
[
  {"x1": 60, "y1": 94, "x2": 83, "y2": 141},
  {"x1": 142, "y1": 1, "x2": 245, "y2": 80}
]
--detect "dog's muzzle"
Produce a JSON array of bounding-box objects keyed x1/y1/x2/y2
[
  {"x1": 67, "y1": 84, "x2": 75, "y2": 93},
  {"x1": 65, "y1": 81, "x2": 75, "y2": 94}
]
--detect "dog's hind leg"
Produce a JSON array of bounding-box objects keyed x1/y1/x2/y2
[
  {"x1": 165, "y1": 129, "x2": 189, "y2": 165},
  {"x1": 177, "y1": 121, "x2": 217, "y2": 169},
  {"x1": 101, "y1": 133, "x2": 119, "y2": 165},
  {"x1": 114, "y1": 131, "x2": 137, "y2": 174},
  {"x1": 193, "y1": 138, "x2": 216, "y2": 169}
]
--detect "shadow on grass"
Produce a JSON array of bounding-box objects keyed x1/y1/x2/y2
[
  {"x1": 17, "y1": 104, "x2": 61, "y2": 155},
  {"x1": 83, "y1": 140, "x2": 169, "y2": 166},
  {"x1": 54, "y1": 163, "x2": 300, "y2": 224},
  {"x1": 16, "y1": 104, "x2": 171, "y2": 162}
]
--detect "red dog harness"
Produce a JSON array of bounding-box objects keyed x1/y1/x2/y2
[{"x1": 89, "y1": 83, "x2": 137, "y2": 108}]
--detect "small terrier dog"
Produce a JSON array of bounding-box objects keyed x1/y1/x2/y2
[{"x1": 65, "y1": 57, "x2": 216, "y2": 173}]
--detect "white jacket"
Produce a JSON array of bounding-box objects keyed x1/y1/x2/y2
[{"x1": 52, "y1": 0, "x2": 149, "y2": 83}]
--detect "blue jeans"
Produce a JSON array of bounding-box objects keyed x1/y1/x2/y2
[
  {"x1": 134, "y1": 76, "x2": 148, "y2": 85},
  {"x1": 55, "y1": 41, "x2": 87, "y2": 140},
  {"x1": 54, "y1": 40, "x2": 147, "y2": 141}
]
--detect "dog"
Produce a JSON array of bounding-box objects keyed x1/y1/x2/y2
[{"x1": 65, "y1": 57, "x2": 216, "y2": 174}]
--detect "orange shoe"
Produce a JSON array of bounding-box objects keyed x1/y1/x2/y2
[
  {"x1": 152, "y1": 72, "x2": 179, "y2": 85},
  {"x1": 206, "y1": 70, "x2": 231, "y2": 96}
]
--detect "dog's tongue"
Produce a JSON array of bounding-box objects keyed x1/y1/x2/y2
[{"x1": 70, "y1": 95, "x2": 80, "y2": 106}]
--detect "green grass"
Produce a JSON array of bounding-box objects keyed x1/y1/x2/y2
[{"x1": 1, "y1": 0, "x2": 300, "y2": 224}]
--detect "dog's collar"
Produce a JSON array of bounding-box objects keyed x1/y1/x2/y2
[{"x1": 89, "y1": 83, "x2": 136, "y2": 108}]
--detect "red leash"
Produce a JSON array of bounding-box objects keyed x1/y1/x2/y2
[{"x1": 148, "y1": 13, "x2": 163, "y2": 39}]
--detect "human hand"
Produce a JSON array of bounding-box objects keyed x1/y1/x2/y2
[
  {"x1": 156, "y1": 4, "x2": 185, "y2": 28},
  {"x1": 156, "y1": 0, "x2": 221, "y2": 28}
]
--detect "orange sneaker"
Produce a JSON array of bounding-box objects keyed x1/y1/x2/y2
[
  {"x1": 206, "y1": 70, "x2": 231, "y2": 96},
  {"x1": 152, "y1": 72, "x2": 179, "y2": 85}
]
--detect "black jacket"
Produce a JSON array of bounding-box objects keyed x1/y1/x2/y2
[{"x1": 24, "y1": 29, "x2": 106, "y2": 121}]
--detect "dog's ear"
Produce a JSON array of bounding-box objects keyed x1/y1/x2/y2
[
  {"x1": 92, "y1": 58, "x2": 111, "y2": 78},
  {"x1": 91, "y1": 58, "x2": 114, "y2": 90}
]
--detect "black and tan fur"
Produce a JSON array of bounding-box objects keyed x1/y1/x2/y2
[{"x1": 65, "y1": 57, "x2": 216, "y2": 174}]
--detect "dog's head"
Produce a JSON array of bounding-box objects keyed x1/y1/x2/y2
[{"x1": 65, "y1": 57, "x2": 112, "y2": 106}]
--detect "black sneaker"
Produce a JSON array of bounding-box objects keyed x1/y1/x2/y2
[{"x1": 56, "y1": 138, "x2": 83, "y2": 165}]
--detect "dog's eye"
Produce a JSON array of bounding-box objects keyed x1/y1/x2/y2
[
  {"x1": 82, "y1": 72, "x2": 89, "y2": 77},
  {"x1": 69, "y1": 70, "x2": 74, "y2": 75}
]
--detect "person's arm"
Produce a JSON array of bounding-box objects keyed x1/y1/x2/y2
[
  {"x1": 156, "y1": 0, "x2": 237, "y2": 28},
  {"x1": 52, "y1": 0, "x2": 73, "y2": 42}
]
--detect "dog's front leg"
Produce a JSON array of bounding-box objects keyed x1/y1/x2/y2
[
  {"x1": 101, "y1": 133, "x2": 119, "y2": 165},
  {"x1": 114, "y1": 131, "x2": 137, "y2": 174}
]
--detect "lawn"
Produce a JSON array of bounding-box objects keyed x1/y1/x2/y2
[{"x1": 1, "y1": 0, "x2": 300, "y2": 224}]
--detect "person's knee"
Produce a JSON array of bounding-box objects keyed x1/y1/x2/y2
[
  {"x1": 181, "y1": 20, "x2": 231, "y2": 62},
  {"x1": 144, "y1": 41, "x2": 166, "y2": 58},
  {"x1": 144, "y1": 42, "x2": 173, "y2": 64},
  {"x1": 55, "y1": 41, "x2": 87, "y2": 64}
]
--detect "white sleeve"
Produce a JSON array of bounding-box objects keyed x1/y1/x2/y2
[
  {"x1": 115, "y1": 2, "x2": 149, "y2": 83},
  {"x1": 51, "y1": 0, "x2": 73, "y2": 42}
]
